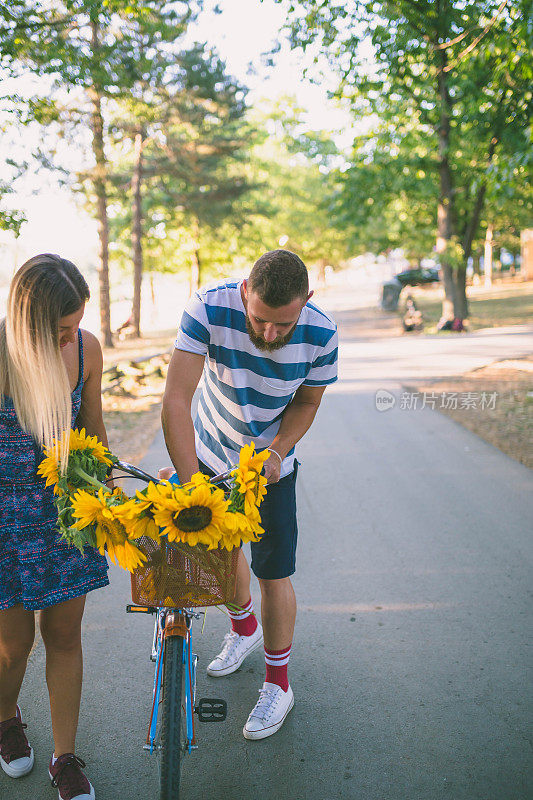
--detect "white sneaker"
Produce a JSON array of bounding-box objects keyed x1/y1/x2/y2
[
  {"x1": 243, "y1": 682, "x2": 294, "y2": 740},
  {"x1": 206, "y1": 624, "x2": 263, "y2": 677}
]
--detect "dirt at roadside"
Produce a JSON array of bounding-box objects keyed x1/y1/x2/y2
[
  {"x1": 406, "y1": 356, "x2": 533, "y2": 469},
  {"x1": 104, "y1": 392, "x2": 163, "y2": 467},
  {"x1": 102, "y1": 363, "x2": 167, "y2": 467}
]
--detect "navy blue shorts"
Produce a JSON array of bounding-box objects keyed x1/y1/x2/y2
[{"x1": 198, "y1": 459, "x2": 299, "y2": 580}]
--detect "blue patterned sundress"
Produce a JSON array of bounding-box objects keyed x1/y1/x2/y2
[{"x1": 0, "y1": 330, "x2": 109, "y2": 611}]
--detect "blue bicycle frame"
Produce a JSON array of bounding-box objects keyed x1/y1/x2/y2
[{"x1": 146, "y1": 608, "x2": 199, "y2": 756}]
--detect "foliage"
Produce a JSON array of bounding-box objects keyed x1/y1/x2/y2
[
  {"x1": 277, "y1": 0, "x2": 531, "y2": 315},
  {"x1": 233, "y1": 96, "x2": 351, "y2": 270},
  {"x1": 103, "y1": 41, "x2": 256, "y2": 287}
]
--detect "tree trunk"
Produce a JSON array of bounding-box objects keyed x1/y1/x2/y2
[
  {"x1": 484, "y1": 224, "x2": 493, "y2": 287},
  {"x1": 520, "y1": 229, "x2": 533, "y2": 281},
  {"x1": 454, "y1": 265, "x2": 468, "y2": 319},
  {"x1": 190, "y1": 249, "x2": 201, "y2": 295},
  {"x1": 131, "y1": 128, "x2": 144, "y2": 338},
  {"x1": 460, "y1": 133, "x2": 501, "y2": 317},
  {"x1": 435, "y1": 34, "x2": 456, "y2": 322},
  {"x1": 89, "y1": 21, "x2": 113, "y2": 347},
  {"x1": 462, "y1": 183, "x2": 487, "y2": 267}
]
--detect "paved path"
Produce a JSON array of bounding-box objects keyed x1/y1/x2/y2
[{"x1": 6, "y1": 297, "x2": 532, "y2": 800}]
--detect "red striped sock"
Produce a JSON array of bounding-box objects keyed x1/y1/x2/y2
[
  {"x1": 264, "y1": 644, "x2": 291, "y2": 692},
  {"x1": 227, "y1": 597, "x2": 258, "y2": 637}
]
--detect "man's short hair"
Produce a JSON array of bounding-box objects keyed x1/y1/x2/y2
[{"x1": 248, "y1": 250, "x2": 309, "y2": 308}]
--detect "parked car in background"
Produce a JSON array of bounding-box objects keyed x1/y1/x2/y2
[{"x1": 394, "y1": 267, "x2": 440, "y2": 286}]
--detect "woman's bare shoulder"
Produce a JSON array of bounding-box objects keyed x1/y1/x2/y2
[{"x1": 80, "y1": 329, "x2": 103, "y2": 374}]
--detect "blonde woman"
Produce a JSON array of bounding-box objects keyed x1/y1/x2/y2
[{"x1": 0, "y1": 254, "x2": 110, "y2": 800}]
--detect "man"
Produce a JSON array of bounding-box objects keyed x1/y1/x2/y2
[{"x1": 162, "y1": 249, "x2": 338, "y2": 740}]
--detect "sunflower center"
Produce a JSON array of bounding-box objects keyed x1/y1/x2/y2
[{"x1": 174, "y1": 505, "x2": 212, "y2": 532}]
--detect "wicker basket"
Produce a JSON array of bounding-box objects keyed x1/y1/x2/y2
[{"x1": 130, "y1": 536, "x2": 239, "y2": 608}]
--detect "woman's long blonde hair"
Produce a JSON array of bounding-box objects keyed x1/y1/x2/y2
[{"x1": 0, "y1": 254, "x2": 90, "y2": 468}]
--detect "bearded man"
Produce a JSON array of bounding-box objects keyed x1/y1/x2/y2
[{"x1": 162, "y1": 249, "x2": 338, "y2": 739}]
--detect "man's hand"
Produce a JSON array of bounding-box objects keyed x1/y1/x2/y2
[{"x1": 263, "y1": 450, "x2": 282, "y2": 484}]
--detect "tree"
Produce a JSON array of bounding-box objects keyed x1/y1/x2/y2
[
  {"x1": 1, "y1": 0, "x2": 200, "y2": 344},
  {"x1": 107, "y1": 42, "x2": 256, "y2": 307},
  {"x1": 0, "y1": 182, "x2": 25, "y2": 237},
  {"x1": 151, "y1": 45, "x2": 256, "y2": 293},
  {"x1": 91, "y1": 7, "x2": 203, "y2": 335},
  {"x1": 334, "y1": 102, "x2": 437, "y2": 262},
  {"x1": 278, "y1": 0, "x2": 531, "y2": 322},
  {"x1": 233, "y1": 97, "x2": 351, "y2": 276}
]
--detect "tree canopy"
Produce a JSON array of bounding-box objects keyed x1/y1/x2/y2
[{"x1": 277, "y1": 0, "x2": 531, "y2": 319}]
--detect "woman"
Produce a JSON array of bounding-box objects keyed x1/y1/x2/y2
[{"x1": 0, "y1": 254, "x2": 110, "y2": 800}]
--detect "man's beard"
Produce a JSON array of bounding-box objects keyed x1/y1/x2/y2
[{"x1": 245, "y1": 314, "x2": 297, "y2": 352}]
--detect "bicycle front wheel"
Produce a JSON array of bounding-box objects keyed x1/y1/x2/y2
[{"x1": 159, "y1": 634, "x2": 184, "y2": 800}]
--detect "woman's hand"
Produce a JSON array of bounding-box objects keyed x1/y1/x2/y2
[{"x1": 158, "y1": 466, "x2": 175, "y2": 481}]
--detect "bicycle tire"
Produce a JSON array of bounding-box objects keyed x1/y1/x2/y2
[{"x1": 159, "y1": 634, "x2": 184, "y2": 800}]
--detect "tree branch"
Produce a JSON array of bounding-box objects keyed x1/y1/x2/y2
[
  {"x1": 443, "y1": 1, "x2": 508, "y2": 72},
  {"x1": 0, "y1": 14, "x2": 74, "y2": 33}
]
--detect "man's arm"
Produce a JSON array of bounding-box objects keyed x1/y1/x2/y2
[
  {"x1": 161, "y1": 349, "x2": 206, "y2": 483},
  {"x1": 265, "y1": 384, "x2": 326, "y2": 483}
]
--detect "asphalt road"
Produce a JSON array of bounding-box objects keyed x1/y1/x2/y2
[{"x1": 4, "y1": 297, "x2": 532, "y2": 800}]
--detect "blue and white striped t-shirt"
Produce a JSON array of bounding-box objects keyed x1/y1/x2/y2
[{"x1": 175, "y1": 280, "x2": 338, "y2": 478}]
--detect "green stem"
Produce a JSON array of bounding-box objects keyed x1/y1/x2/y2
[{"x1": 72, "y1": 465, "x2": 111, "y2": 493}]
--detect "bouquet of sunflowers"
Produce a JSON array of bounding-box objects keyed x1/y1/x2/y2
[{"x1": 37, "y1": 429, "x2": 269, "y2": 583}]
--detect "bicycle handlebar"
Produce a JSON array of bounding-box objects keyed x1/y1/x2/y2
[{"x1": 114, "y1": 460, "x2": 236, "y2": 487}]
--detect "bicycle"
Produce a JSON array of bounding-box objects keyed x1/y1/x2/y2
[
  {"x1": 117, "y1": 461, "x2": 237, "y2": 800},
  {"x1": 125, "y1": 603, "x2": 228, "y2": 799}
]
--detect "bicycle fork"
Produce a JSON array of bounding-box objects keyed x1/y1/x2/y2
[
  {"x1": 144, "y1": 611, "x2": 198, "y2": 754},
  {"x1": 126, "y1": 605, "x2": 228, "y2": 759}
]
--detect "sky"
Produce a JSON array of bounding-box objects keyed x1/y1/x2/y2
[{"x1": 0, "y1": 0, "x2": 355, "y2": 280}]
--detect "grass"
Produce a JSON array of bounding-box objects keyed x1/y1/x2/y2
[{"x1": 406, "y1": 280, "x2": 533, "y2": 333}]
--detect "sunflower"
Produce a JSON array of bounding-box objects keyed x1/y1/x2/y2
[
  {"x1": 69, "y1": 428, "x2": 114, "y2": 466},
  {"x1": 233, "y1": 442, "x2": 269, "y2": 516},
  {"x1": 38, "y1": 427, "x2": 113, "y2": 492},
  {"x1": 70, "y1": 487, "x2": 119, "y2": 531},
  {"x1": 110, "y1": 480, "x2": 183, "y2": 542},
  {"x1": 151, "y1": 482, "x2": 228, "y2": 549},
  {"x1": 113, "y1": 538, "x2": 148, "y2": 572},
  {"x1": 218, "y1": 511, "x2": 248, "y2": 550},
  {"x1": 189, "y1": 471, "x2": 211, "y2": 487},
  {"x1": 147, "y1": 481, "x2": 177, "y2": 502},
  {"x1": 111, "y1": 490, "x2": 161, "y2": 542},
  {"x1": 37, "y1": 454, "x2": 62, "y2": 494},
  {"x1": 216, "y1": 508, "x2": 264, "y2": 551},
  {"x1": 70, "y1": 487, "x2": 146, "y2": 571},
  {"x1": 241, "y1": 511, "x2": 264, "y2": 543},
  {"x1": 111, "y1": 499, "x2": 160, "y2": 542}
]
